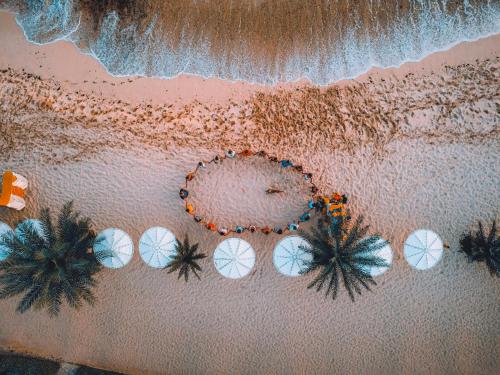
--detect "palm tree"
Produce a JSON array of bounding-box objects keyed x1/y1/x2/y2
[
  {"x1": 459, "y1": 221, "x2": 499, "y2": 277},
  {"x1": 0, "y1": 202, "x2": 105, "y2": 316},
  {"x1": 166, "y1": 235, "x2": 206, "y2": 281},
  {"x1": 299, "y1": 216, "x2": 389, "y2": 301}
]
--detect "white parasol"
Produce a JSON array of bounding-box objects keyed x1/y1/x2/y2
[
  {"x1": 404, "y1": 229, "x2": 443, "y2": 270},
  {"x1": 273, "y1": 236, "x2": 312, "y2": 276},
  {"x1": 93, "y1": 228, "x2": 134, "y2": 269},
  {"x1": 213, "y1": 238, "x2": 255, "y2": 279},
  {"x1": 360, "y1": 238, "x2": 393, "y2": 277},
  {"x1": 15, "y1": 219, "x2": 44, "y2": 239},
  {"x1": 139, "y1": 227, "x2": 177, "y2": 268}
]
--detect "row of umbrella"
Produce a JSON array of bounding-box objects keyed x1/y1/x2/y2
[
  {"x1": 94, "y1": 227, "x2": 256, "y2": 279},
  {"x1": 97, "y1": 231, "x2": 315, "y2": 279},
  {"x1": 0, "y1": 220, "x2": 445, "y2": 279}
]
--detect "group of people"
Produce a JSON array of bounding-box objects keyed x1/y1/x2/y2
[{"x1": 178, "y1": 150, "x2": 351, "y2": 236}]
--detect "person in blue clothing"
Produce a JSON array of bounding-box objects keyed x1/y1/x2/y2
[{"x1": 179, "y1": 188, "x2": 189, "y2": 199}]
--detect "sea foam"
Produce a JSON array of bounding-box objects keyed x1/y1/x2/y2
[{"x1": 7, "y1": 0, "x2": 500, "y2": 85}]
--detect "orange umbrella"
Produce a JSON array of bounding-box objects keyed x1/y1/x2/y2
[{"x1": 0, "y1": 171, "x2": 28, "y2": 210}]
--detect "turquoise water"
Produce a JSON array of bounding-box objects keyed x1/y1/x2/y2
[{"x1": 6, "y1": 0, "x2": 500, "y2": 85}]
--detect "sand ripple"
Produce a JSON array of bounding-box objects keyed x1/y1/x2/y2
[{"x1": 0, "y1": 57, "x2": 499, "y2": 166}]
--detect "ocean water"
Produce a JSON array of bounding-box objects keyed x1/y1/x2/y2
[{"x1": 3, "y1": 0, "x2": 500, "y2": 85}]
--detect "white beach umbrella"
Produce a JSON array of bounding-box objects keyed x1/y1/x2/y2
[
  {"x1": 273, "y1": 236, "x2": 313, "y2": 277},
  {"x1": 0, "y1": 221, "x2": 13, "y2": 261},
  {"x1": 15, "y1": 219, "x2": 44, "y2": 239},
  {"x1": 404, "y1": 229, "x2": 443, "y2": 270},
  {"x1": 213, "y1": 238, "x2": 256, "y2": 279},
  {"x1": 93, "y1": 228, "x2": 134, "y2": 269},
  {"x1": 139, "y1": 227, "x2": 177, "y2": 268},
  {"x1": 359, "y1": 238, "x2": 393, "y2": 277}
]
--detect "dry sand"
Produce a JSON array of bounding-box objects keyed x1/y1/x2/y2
[
  {"x1": 1, "y1": 10, "x2": 500, "y2": 375},
  {"x1": 187, "y1": 154, "x2": 314, "y2": 229}
]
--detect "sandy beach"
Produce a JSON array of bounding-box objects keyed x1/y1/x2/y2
[{"x1": 0, "y1": 8, "x2": 499, "y2": 375}]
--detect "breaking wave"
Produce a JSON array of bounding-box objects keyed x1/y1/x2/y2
[{"x1": 3, "y1": 0, "x2": 500, "y2": 85}]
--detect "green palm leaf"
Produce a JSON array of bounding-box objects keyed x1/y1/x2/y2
[
  {"x1": 299, "y1": 215, "x2": 389, "y2": 302},
  {"x1": 0, "y1": 201, "x2": 102, "y2": 316}
]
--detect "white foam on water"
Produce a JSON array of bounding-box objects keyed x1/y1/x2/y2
[{"x1": 9, "y1": 0, "x2": 500, "y2": 85}]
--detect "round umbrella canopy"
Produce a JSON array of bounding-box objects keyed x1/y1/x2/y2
[
  {"x1": 93, "y1": 228, "x2": 134, "y2": 269},
  {"x1": 0, "y1": 221, "x2": 13, "y2": 261},
  {"x1": 15, "y1": 219, "x2": 44, "y2": 239},
  {"x1": 359, "y1": 238, "x2": 393, "y2": 277},
  {"x1": 139, "y1": 227, "x2": 177, "y2": 268},
  {"x1": 404, "y1": 229, "x2": 443, "y2": 270},
  {"x1": 213, "y1": 238, "x2": 256, "y2": 279},
  {"x1": 273, "y1": 236, "x2": 313, "y2": 276}
]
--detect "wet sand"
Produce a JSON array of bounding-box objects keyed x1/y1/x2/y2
[
  {"x1": 4, "y1": 0, "x2": 499, "y2": 84},
  {"x1": 0, "y1": 11, "x2": 499, "y2": 375}
]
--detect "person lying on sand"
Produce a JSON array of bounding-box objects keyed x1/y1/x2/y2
[{"x1": 266, "y1": 187, "x2": 284, "y2": 194}]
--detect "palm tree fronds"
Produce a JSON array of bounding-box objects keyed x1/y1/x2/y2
[
  {"x1": 0, "y1": 202, "x2": 102, "y2": 316},
  {"x1": 17, "y1": 283, "x2": 45, "y2": 313},
  {"x1": 40, "y1": 208, "x2": 56, "y2": 248},
  {"x1": 459, "y1": 221, "x2": 499, "y2": 277},
  {"x1": 300, "y1": 215, "x2": 389, "y2": 302},
  {"x1": 165, "y1": 235, "x2": 206, "y2": 282}
]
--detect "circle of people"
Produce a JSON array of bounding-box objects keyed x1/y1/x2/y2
[{"x1": 179, "y1": 149, "x2": 350, "y2": 236}]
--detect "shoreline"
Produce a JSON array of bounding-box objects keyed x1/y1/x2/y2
[
  {"x1": 1, "y1": 11, "x2": 500, "y2": 107},
  {"x1": 12, "y1": 4, "x2": 500, "y2": 87},
  {"x1": 5, "y1": 0, "x2": 500, "y2": 85}
]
